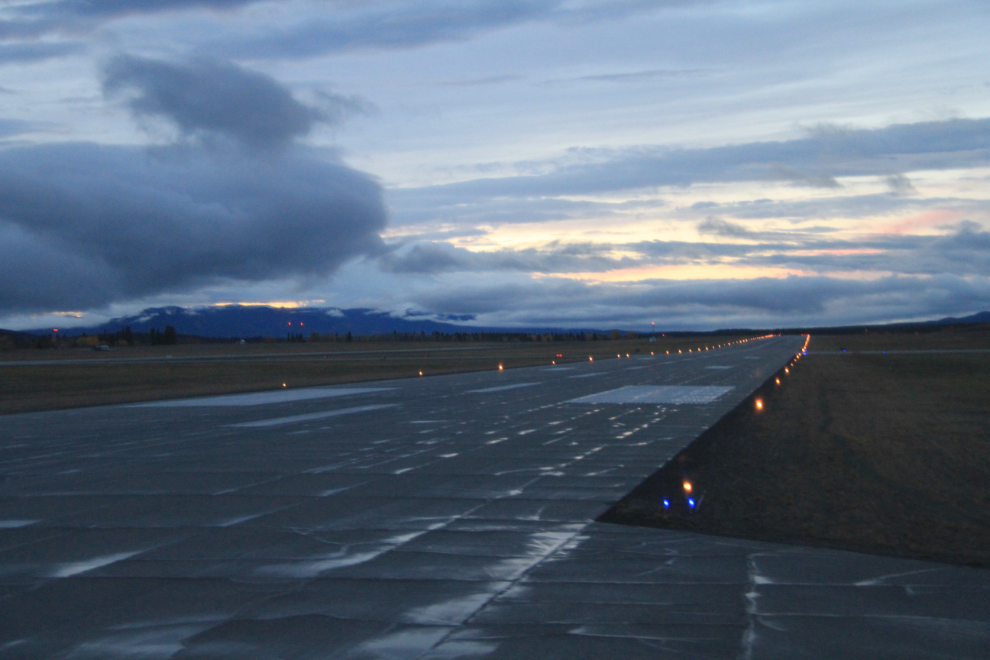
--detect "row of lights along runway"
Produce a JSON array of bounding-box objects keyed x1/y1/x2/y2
[
  {"x1": 754, "y1": 333, "x2": 811, "y2": 413},
  {"x1": 275, "y1": 332, "x2": 787, "y2": 387},
  {"x1": 424, "y1": 333, "x2": 784, "y2": 376},
  {"x1": 662, "y1": 334, "x2": 811, "y2": 514}
]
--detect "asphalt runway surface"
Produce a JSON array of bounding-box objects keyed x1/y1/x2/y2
[{"x1": 1, "y1": 335, "x2": 988, "y2": 659}]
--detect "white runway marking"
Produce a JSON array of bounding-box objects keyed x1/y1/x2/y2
[
  {"x1": 567, "y1": 385, "x2": 734, "y2": 405},
  {"x1": 543, "y1": 367, "x2": 576, "y2": 371},
  {"x1": 49, "y1": 551, "x2": 143, "y2": 578},
  {"x1": 705, "y1": 366, "x2": 732, "y2": 370},
  {"x1": 134, "y1": 387, "x2": 395, "y2": 407},
  {"x1": 465, "y1": 383, "x2": 540, "y2": 393},
  {"x1": 227, "y1": 404, "x2": 398, "y2": 428},
  {"x1": 568, "y1": 373, "x2": 603, "y2": 379}
]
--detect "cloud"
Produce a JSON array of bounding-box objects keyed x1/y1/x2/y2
[
  {"x1": 395, "y1": 118, "x2": 990, "y2": 208},
  {"x1": 374, "y1": 218, "x2": 990, "y2": 283},
  {"x1": 0, "y1": 7, "x2": 474, "y2": 319},
  {"x1": 0, "y1": 41, "x2": 86, "y2": 63},
  {"x1": 214, "y1": 0, "x2": 560, "y2": 59},
  {"x1": 102, "y1": 55, "x2": 346, "y2": 150},
  {"x1": 0, "y1": 119, "x2": 42, "y2": 138},
  {"x1": 2, "y1": 0, "x2": 710, "y2": 60},
  {"x1": 48, "y1": 0, "x2": 258, "y2": 18},
  {"x1": 402, "y1": 270, "x2": 990, "y2": 330},
  {"x1": 207, "y1": 0, "x2": 717, "y2": 60},
  {"x1": 885, "y1": 173, "x2": 916, "y2": 196},
  {"x1": 541, "y1": 68, "x2": 713, "y2": 86},
  {"x1": 696, "y1": 216, "x2": 753, "y2": 238},
  {"x1": 432, "y1": 74, "x2": 523, "y2": 87},
  {"x1": 750, "y1": 223, "x2": 990, "y2": 277},
  {"x1": 0, "y1": 0, "x2": 262, "y2": 49},
  {"x1": 0, "y1": 141, "x2": 388, "y2": 315},
  {"x1": 0, "y1": 54, "x2": 388, "y2": 318},
  {"x1": 389, "y1": 188, "x2": 652, "y2": 226},
  {"x1": 378, "y1": 240, "x2": 634, "y2": 274},
  {"x1": 767, "y1": 164, "x2": 840, "y2": 189},
  {"x1": 0, "y1": 0, "x2": 260, "y2": 39}
]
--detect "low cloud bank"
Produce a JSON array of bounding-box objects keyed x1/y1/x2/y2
[
  {"x1": 403, "y1": 271, "x2": 990, "y2": 330},
  {"x1": 379, "y1": 222, "x2": 990, "y2": 278}
]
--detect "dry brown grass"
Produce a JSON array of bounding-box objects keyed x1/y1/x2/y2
[
  {"x1": 603, "y1": 329, "x2": 990, "y2": 566},
  {"x1": 810, "y1": 323, "x2": 990, "y2": 351}
]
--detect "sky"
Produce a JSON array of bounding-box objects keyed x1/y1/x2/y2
[{"x1": 1, "y1": 0, "x2": 989, "y2": 331}]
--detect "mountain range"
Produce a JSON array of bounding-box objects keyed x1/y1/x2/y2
[
  {"x1": 9, "y1": 306, "x2": 990, "y2": 340},
  {"x1": 23, "y1": 306, "x2": 553, "y2": 339}
]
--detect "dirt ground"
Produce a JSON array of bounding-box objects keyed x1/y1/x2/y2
[
  {"x1": 601, "y1": 327, "x2": 990, "y2": 567},
  {"x1": 0, "y1": 335, "x2": 745, "y2": 415}
]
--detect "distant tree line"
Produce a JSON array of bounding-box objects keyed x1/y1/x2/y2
[
  {"x1": 148, "y1": 326, "x2": 177, "y2": 345},
  {"x1": 100, "y1": 326, "x2": 134, "y2": 346},
  {"x1": 302, "y1": 330, "x2": 639, "y2": 343}
]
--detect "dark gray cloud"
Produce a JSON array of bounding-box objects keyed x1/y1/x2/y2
[
  {"x1": 395, "y1": 118, "x2": 990, "y2": 211},
  {"x1": 0, "y1": 142, "x2": 387, "y2": 314},
  {"x1": 768, "y1": 164, "x2": 840, "y2": 189},
  {"x1": 0, "y1": 54, "x2": 385, "y2": 317},
  {"x1": 379, "y1": 240, "x2": 635, "y2": 274},
  {"x1": 885, "y1": 173, "x2": 916, "y2": 196},
  {"x1": 103, "y1": 55, "x2": 356, "y2": 150},
  {"x1": 696, "y1": 216, "x2": 753, "y2": 238}
]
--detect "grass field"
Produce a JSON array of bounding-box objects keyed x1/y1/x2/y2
[
  {"x1": 601, "y1": 325, "x2": 990, "y2": 566},
  {"x1": 0, "y1": 335, "x2": 746, "y2": 415}
]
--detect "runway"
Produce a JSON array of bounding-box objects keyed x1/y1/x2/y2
[{"x1": 1, "y1": 335, "x2": 988, "y2": 659}]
